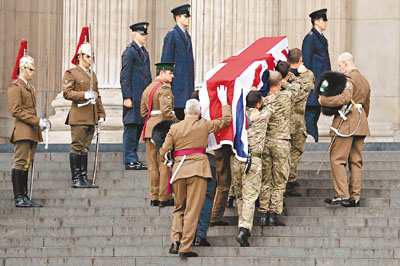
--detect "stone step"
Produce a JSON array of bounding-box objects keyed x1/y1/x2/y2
[
  {"x1": 2, "y1": 235, "x2": 400, "y2": 249},
  {"x1": 1, "y1": 245, "x2": 398, "y2": 259},
  {"x1": 3, "y1": 225, "x2": 399, "y2": 238},
  {"x1": 2, "y1": 214, "x2": 400, "y2": 228}
]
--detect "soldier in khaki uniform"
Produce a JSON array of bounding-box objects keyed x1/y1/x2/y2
[
  {"x1": 8, "y1": 40, "x2": 49, "y2": 207},
  {"x1": 63, "y1": 27, "x2": 106, "y2": 189},
  {"x1": 285, "y1": 48, "x2": 315, "y2": 197},
  {"x1": 141, "y1": 62, "x2": 179, "y2": 207},
  {"x1": 234, "y1": 91, "x2": 273, "y2": 247},
  {"x1": 160, "y1": 89, "x2": 231, "y2": 258},
  {"x1": 259, "y1": 67, "x2": 300, "y2": 226},
  {"x1": 320, "y1": 52, "x2": 370, "y2": 207}
]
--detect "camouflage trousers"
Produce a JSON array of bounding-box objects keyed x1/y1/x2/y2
[
  {"x1": 259, "y1": 138, "x2": 290, "y2": 215},
  {"x1": 231, "y1": 154, "x2": 262, "y2": 231},
  {"x1": 289, "y1": 128, "x2": 307, "y2": 183}
]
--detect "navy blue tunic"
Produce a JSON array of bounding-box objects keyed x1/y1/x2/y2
[
  {"x1": 120, "y1": 42, "x2": 152, "y2": 125},
  {"x1": 161, "y1": 25, "x2": 195, "y2": 108},
  {"x1": 302, "y1": 27, "x2": 331, "y2": 107}
]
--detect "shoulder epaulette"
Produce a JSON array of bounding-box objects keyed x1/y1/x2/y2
[
  {"x1": 66, "y1": 70, "x2": 71, "y2": 73},
  {"x1": 10, "y1": 83, "x2": 18, "y2": 86}
]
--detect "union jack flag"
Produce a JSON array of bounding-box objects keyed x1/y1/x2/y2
[{"x1": 199, "y1": 36, "x2": 289, "y2": 161}]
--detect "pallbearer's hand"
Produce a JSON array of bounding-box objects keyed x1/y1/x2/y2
[
  {"x1": 98, "y1": 117, "x2": 105, "y2": 127},
  {"x1": 217, "y1": 85, "x2": 228, "y2": 104}
]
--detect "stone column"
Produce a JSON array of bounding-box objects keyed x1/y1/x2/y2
[
  {"x1": 0, "y1": 0, "x2": 63, "y2": 143},
  {"x1": 49, "y1": 0, "x2": 158, "y2": 143}
]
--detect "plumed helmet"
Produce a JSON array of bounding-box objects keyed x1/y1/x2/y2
[
  {"x1": 315, "y1": 71, "x2": 347, "y2": 116},
  {"x1": 11, "y1": 40, "x2": 35, "y2": 79},
  {"x1": 19, "y1": 55, "x2": 35, "y2": 70},
  {"x1": 71, "y1": 27, "x2": 91, "y2": 65},
  {"x1": 78, "y1": 43, "x2": 91, "y2": 56}
]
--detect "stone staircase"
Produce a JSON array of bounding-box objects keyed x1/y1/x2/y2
[{"x1": 1, "y1": 143, "x2": 400, "y2": 266}]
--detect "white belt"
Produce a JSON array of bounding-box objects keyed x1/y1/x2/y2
[{"x1": 150, "y1": 110, "x2": 175, "y2": 115}]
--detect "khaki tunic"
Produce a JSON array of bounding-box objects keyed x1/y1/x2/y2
[
  {"x1": 319, "y1": 69, "x2": 370, "y2": 137},
  {"x1": 8, "y1": 78, "x2": 42, "y2": 143},
  {"x1": 160, "y1": 105, "x2": 232, "y2": 183},
  {"x1": 140, "y1": 78, "x2": 179, "y2": 138},
  {"x1": 62, "y1": 66, "x2": 106, "y2": 125}
]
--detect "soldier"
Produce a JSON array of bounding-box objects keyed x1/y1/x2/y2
[
  {"x1": 120, "y1": 22, "x2": 151, "y2": 170},
  {"x1": 320, "y1": 52, "x2": 370, "y2": 207},
  {"x1": 8, "y1": 40, "x2": 49, "y2": 207},
  {"x1": 235, "y1": 91, "x2": 273, "y2": 247},
  {"x1": 63, "y1": 27, "x2": 106, "y2": 189},
  {"x1": 302, "y1": 8, "x2": 331, "y2": 142},
  {"x1": 259, "y1": 67, "x2": 299, "y2": 227},
  {"x1": 161, "y1": 4, "x2": 194, "y2": 120},
  {"x1": 285, "y1": 48, "x2": 315, "y2": 197},
  {"x1": 141, "y1": 62, "x2": 179, "y2": 207},
  {"x1": 160, "y1": 88, "x2": 231, "y2": 259}
]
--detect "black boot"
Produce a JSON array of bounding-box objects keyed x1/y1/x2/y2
[
  {"x1": 235, "y1": 227, "x2": 250, "y2": 247},
  {"x1": 268, "y1": 212, "x2": 285, "y2": 226},
  {"x1": 70, "y1": 153, "x2": 87, "y2": 188},
  {"x1": 226, "y1": 196, "x2": 235, "y2": 208},
  {"x1": 81, "y1": 154, "x2": 98, "y2": 188},
  {"x1": 12, "y1": 169, "x2": 41, "y2": 207},
  {"x1": 284, "y1": 182, "x2": 302, "y2": 197},
  {"x1": 260, "y1": 212, "x2": 268, "y2": 226}
]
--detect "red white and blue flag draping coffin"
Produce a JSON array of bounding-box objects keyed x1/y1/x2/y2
[{"x1": 199, "y1": 36, "x2": 289, "y2": 161}]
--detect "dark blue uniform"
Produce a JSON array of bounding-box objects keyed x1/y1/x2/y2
[
  {"x1": 302, "y1": 27, "x2": 331, "y2": 141},
  {"x1": 120, "y1": 41, "x2": 151, "y2": 165},
  {"x1": 161, "y1": 25, "x2": 195, "y2": 113}
]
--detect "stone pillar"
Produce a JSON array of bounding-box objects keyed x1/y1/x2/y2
[
  {"x1": 0, "y1": 0, "x2": 63, "y2": 143},
  {"x1": 49, "y1": 0, "x2": 158, "y2": 143}
]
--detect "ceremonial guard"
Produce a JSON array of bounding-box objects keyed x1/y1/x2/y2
[
  {"x1": 302, "y1": 8, "x2": 331, "y2": 142},
  {"x1": 286, "y1": 48, "x2": 315, "y2": 197},
  {"x1": 160, "y1": 88, "x2": 231, "y2": 258},
  {"x1": 161, "y1": 4, "x2": 194, "y2": 120},
  {"x1": 8, "y1": 40, "x2": 48, "y2": 207},
  {"x1": 120, "y1": 22, "x2": 151, "y2": 170},
  {"x1": 63, "y1": 27, "x2": 106, "y2": 189},
  {"x1": 259, "y1": 68, "x2": 299, "y2": 226},
  {"x1": 140, "y1": 62, "x2": 179, "y2": 207},
  {"x1": 319, "y1": 53, "x2": 370, "y2": 207}
]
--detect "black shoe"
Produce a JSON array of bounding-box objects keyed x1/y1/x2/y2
[
  {"x1": 80, "y1": 154, "x2": 99, "y2": 188},
  {"x1": 179, "y1": 251, "x2": 198, "y2": 259},
  {"x1": 284, "y1": 186, "x2": 302, "y2": 197},
  {"x1": 341, "y1": 199, "x2": 360, "y2": 207},
  {"x1": 210, "y1": 220, "x2": 229, "y2": 227},
  {"x1": 150, "y1": 200, "x2": 159, "y2": 206},
  {"x1": 291, "y1": 181, "x2": 300, "y2": 187},
  {"x1": 125, "y1": 162, "x2": 147, "y2": 170},
  {"x1": 235, "y1": 227, "x2": 250, "y2": 247},
  {"x1": 159, "y1": 199, "x2": 174, "y2": 207},
  {"x1": 169, "y1": 241, "x2": 180, "y2": 254},
  {"x1": 226, "y1": 196, "x2": 235, "y2": 208},
  {"x1": 267, "y1": 212, "x2": 285, "y2": 226},
  {"x1": 260, "y1": 213, "x2": 268, "y2": 226},
  {"x1": 70, "y1": 153, "x2": 88, "y2": 188},
  {"x1": 324, "y1": 197, "x2": 349, "y2": 205},
  {"x1": 193, "y1": 236, "x2": 211, "y2": 246}
]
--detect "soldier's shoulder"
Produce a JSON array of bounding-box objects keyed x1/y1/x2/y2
[
  {"x1": 65, "y1": 66, "x2": 78, "y2": 74},
  {"x1": 10, "y1": 80, "x2": 20, "y2": 87}
]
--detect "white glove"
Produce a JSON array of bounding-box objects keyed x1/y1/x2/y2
[
  {"x1": 84, "y1": 91, "x2": 98, "y2": 101},
  {"x1": 39, "y1": 118, "x2": 51, "y2": 131},
  {"x1": 217, "y1": 85, "x2": 228, "y2": 104},
  {"x1": 98, "y1": 117, "x2": 105, "y2": 127}
]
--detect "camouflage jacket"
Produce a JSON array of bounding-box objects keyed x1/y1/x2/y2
[{"x1": 247, "y1": 103, "x2": 273, "y2": 154}]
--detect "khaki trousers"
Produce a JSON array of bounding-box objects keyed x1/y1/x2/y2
[
  {"x1": 145, "y1": 139, "x2": 172, "y2": 201},
  {"x1": 70, "y1": 125, "x2": 95, "y2": 154},
  {"x1": 170, "y1": 176, "x2": 207, "y2": 253},
  {"x1": 330, "y1": 136, "x2": 365, "y2": 200},
  {"x1": 211, "y1": 145, "x2": 233, "y2": 223},
  {"x1": 13, "y1": 140, "x2": 37, "y2": 171}
]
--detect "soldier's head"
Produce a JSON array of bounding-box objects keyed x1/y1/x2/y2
[
  {"x1": 268, "y1": 71, "x2": 282, "y2": 94},
  {"x1": 78, "y1": 43, "x2": 92, "y2": 69},
  {"x1": 130, "y1": 22, "x2": 149, "y2": 46},
  {"x1": 309, "y1": 8, "x2": 328, "y2": 31},
  {"x1": 11, "y1": 40, "x2": 35, "y2": 81},
  {"x1": 156, "y1": 62, "x2": 175, "y2": 84},
  {"x1": 288, "y1": 48, "x2": 303, "y2": 67},
  {"x1": 172, "y1": 4, "x2": 191, "y2": 28},
  {"x1": 338, "y1": 52, "x2": 355, "y2": 73},
  {"x1": 184, "y1": 99, "x2": 201, "y2": 118},
  {"x1": 246, "y1": 91, "x2": 263, "y2": 110},
  {"x1": 275, "y1": 61, "x2": 291, "y2": 81}
]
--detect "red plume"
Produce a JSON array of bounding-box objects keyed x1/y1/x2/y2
[
  {"x1": 71, "y1": 27, "x2": 90, "y2": 65},
  {"x1": 11, "y1": 40, "x2": 28, "y2": 80}
]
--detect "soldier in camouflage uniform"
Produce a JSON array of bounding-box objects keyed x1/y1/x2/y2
[
  {"x1": 259, "y1": 66, "x2": 300, "y2": 227},
  {"x1": 285, "y1": 48, "x2": 315, "y2": 197},
  {"x1": 234, "y1": 91, "x2": 274, "y2": 247}
]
